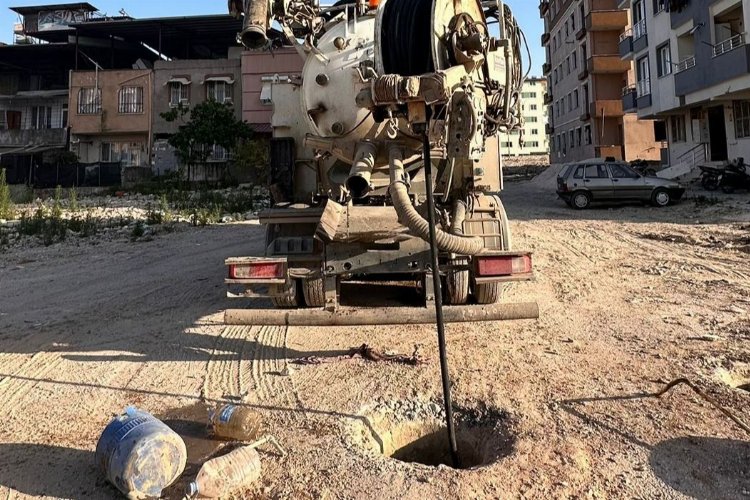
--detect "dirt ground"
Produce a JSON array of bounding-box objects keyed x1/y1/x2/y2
[{"x1": 1, "y1": 178, "x2": 749, "y2": 499}]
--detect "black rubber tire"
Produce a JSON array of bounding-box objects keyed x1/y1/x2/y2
[
  {"x1": 271, "y1": 280, "x2": 299, "y2": 308},
  {"x1": 571, "y1": 191, "x2": 591, "y2": 210},
  {"x1": 475, "y1": 282, "x2": 504, "y2": 305},
  {"x1": 445, "y1": 258, "x2": 470, "y2": 305},
  {"x1": 302, "y1": 277, "x2": 325, "y2": 308},
  {"x1": 651, "y1": 188, "x2": 671, "y2": 207}
]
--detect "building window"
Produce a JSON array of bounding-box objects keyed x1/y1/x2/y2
[
  {"x1": 169, "y1": 82, "x2": 190, "y2": 107},
  {"x1": 657, "y1": 43, "x2": 671, "y2": 77},
  {"x1": 526, "y1": 116, "x2": 538, "y2": 123},
  {"x1": 653, "y1": 0, "x2": 666, "y2": 13},
  {"x1": 78, "y1": 87, "x2": 101, "y2": 114},
  {"x1": 637, "y1": 56, "x2": 651, "y2": 96},
  {"x1": 576, "y1": 127, "x2": 582, "y2": 146},
  {"x1": 210, "y1": 144, "x2": 230, "y2": 161},
  {"x1": 527, "y1": 141, "x2": 540, "y2": 148},
  {"x1": 61, "y1": 104, "x2": 68, "y2": 128},
  {"x1": 670, "y1": 115, "x2": 686, "y2": 142},
  {"x1": 101, "y1": 142, "x2": 143, "y2": 166},
  {"x1": 118, "y1": 86, "x2": 144, "y2": 114},
  {"x1": 733, "y1": 101, "x2": 750, "y2": 138},
  {"x1": 531, "y1": 129, "x2": 539, "y2": 135},
  {"x1": 584, "y1": 124, "x2": 592, "y2": 145},
  {"x1": 569, "y1": 130, "x2": 575, "y2": 149},
  {"x1": 521, "y1": 92, "x2": 537, "y2": 98},
  {"x1": 530, "y1": 104, "x2": 538, "y2": 111},
  {"x1": 206, "y1": 81, "x2": 233, "y2": 103},
  {"x1": 31, "y1": 106, "x2": 53, "y2": 129},
  {"x1": 574, "y1": 89, "x2": 579, "y2": 109}
]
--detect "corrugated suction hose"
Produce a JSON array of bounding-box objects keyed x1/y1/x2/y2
[{"x1": 388, "y1": 148, "x2": 484, "y2": 255}]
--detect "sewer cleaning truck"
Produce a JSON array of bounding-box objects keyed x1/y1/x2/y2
[{"x1": 224, "y1": 0, "x2": 538, "y2": 324}]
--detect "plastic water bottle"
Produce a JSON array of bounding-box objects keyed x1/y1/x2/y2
[
  {"x1": 209, "y1": 404, "x2": 263, "y2": 442},
  {"x1": 187, "y1": 445, "x2": 262, "y2": 498}
]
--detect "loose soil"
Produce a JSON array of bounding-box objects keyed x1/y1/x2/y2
[{"x1": 1, "y1": 180, "x2": 749, "y2": 499}]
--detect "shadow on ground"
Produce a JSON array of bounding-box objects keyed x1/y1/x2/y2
[
  {"x1": 0, "y1": 443, "x2": 116, "y2": 499},
  {"x1": 650, "y1": 436, "x2": 750, "y2": 499}
]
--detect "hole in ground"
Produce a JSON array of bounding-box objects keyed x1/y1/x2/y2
[{"x1": 348, "y1": 401, "x2": 515, "y2": 470}]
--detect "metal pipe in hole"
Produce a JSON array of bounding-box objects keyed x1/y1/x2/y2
[{"x1": 422, "y1": 132, "x2": 460, "y2": 468}]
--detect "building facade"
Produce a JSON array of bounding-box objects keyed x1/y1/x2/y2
[
  {"x1": 152, "y1": 50, "x2": 243, "y2": 174},
  {"x1": 620, "y1": 0, "x2": 750, "y2": 173},
  {"x1": 241, "y1": 48, "x2": 304, "y2": 130},
  {"x1": 499, "y1": 77, "x2": 550, "y2": 156},
  {"x1": 68, "y1": 69, "x2": 153, "y2": 168},
  {"x1": 540, "y1": 0, "x2": 662, "y2": 165}
]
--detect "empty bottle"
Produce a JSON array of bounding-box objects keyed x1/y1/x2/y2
[
  {"x1": 96, "y1": 407, "x2": 187, "y2": 499},
  {"x1": 209, "y1": 404, "x2": 263, "y2": 442},
  {"x1": 187, "y1": 445, "x2": 262, "y2": 498}
]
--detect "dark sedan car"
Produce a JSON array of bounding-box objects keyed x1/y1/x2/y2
[{"x1": 556, "y1": 159, "x2": 685, "y2": 209}]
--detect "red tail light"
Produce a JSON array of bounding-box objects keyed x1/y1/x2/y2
[
  {"x1": 475, "y1": 254, "x2": 532, "y2": 277},
  {"x1": 229, "y1": 262, "x2": 284, "y2": 279}
]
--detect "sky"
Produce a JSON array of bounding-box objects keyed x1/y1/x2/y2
[{"x1": 0, "y1": 0, "x2": 544, "y2": 74}]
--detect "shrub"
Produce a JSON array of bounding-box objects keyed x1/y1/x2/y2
[{"x1": 0, "y1": 169, "x2": 15, "y2": 220}]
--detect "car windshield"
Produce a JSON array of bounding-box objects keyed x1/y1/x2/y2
[{"x1": 609, "y1": 164, "x2": 639, "y2": 179}]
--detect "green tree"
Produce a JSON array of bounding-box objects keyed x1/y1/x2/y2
[{"x1": 161, "y1": 100, "x2": 253, "y2": 180}]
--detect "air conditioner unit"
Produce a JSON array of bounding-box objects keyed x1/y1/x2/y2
[{"x1": 179, "y1": 98, "x2": 189, "y2": 105}]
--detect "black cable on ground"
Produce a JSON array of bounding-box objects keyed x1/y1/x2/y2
[{"x1": 422, "y1": 132, "x2": 460, "y2": 468}]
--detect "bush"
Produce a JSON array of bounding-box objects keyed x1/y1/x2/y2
[
  {"x1": 69, "y1": 187, "x2": 79, "y2": 212},
  {"x1": 0, "y1": 169, "x2": 15, "y2": 220}
]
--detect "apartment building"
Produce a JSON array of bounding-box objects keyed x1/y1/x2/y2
[
  {"x1": 152, "y1": 50, "x2": 243, "y2": 174},
  {"x1": 68, "y1": 69, "x2": 153, "y2": 168},
  {"x1": 499, "y1": 77, "x2": 550, "y2": 156},
  {"x1": 540, "y1": 0, "x2": 662, "y2": 165},
  {"x1": 620, "y1": 0, "x2": 750, "y2": 172}
]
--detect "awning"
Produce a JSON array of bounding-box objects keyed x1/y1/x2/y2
[
  {"x1": 0, "y1": 89, "x2": 69, "y2": 99},
  {"x1": 249, "y1": 123, "x2": 273, "y2": 134},
  {"x1": 0, "y1": 144, "x2": 64, "y2": 156},
  {"x1": 202, "y1": 76, "x2": 235, "y2": 85},
  {"x1": 165, "y1": 77, "x2": 192, "y2": 86}
]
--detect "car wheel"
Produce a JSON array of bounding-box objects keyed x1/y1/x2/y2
[
  {"x1": 651, "y1": 188, "x2": 671, "y2": 207},
  {"x1": 571, "y1": 191, "x2": 591, "y2": 209}
]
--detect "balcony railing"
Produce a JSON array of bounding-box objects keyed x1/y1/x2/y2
[
  {"x1": 543, "y1": 62, "x2": 551, "y2": 74},
  {"x1": 633, "y1": 19, "x2": 647, "y2": 40},
  {"x1": 619, "y1": 28, "x2": 632, "y2": 42},
  {"x1": 622, "y1": 86, "x2": 637, "y2": 111},
  {"x1": 539, "y1": 0, "x2": 549, "y2": 16},
  {"x1": 713, "y1": 34, "x2": 745, "y2": 57},
  {"x1": 636, "y1": 78, "x2": 651, "y2": 97},
  {"x1": 542, "y1": 32, "x2": 550, "y2": 45},
  {"x1": 675, "y1": 56, "x2": 696, "y2": 73}
]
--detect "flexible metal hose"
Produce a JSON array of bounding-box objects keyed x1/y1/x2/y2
[
  {"x1": 388, "y1": 148, "x2": 484, "y2": 255},
  {"x1": 450, "y1": 200, "x2": 468, "y2": 236}
]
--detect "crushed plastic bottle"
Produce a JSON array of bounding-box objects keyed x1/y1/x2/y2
[
  {"x1": 187, "y1": 445, "x2": 262, "y2": 498},
  {"x1": 208, "y1": 404, "x2": 263, "y2": 442}
]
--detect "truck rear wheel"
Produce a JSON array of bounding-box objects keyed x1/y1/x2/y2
[
  {"x1": 445, "y1": 258, "x2": 469, "y2": 305},
  {"x1": 302, "y1": 277, "x2": 325, "y2": 308},
  {"x1": 271, "y1": 280, "x2": 299, "y2": 308},
  {"x1": 474, "y1": 282, "x2": 504, "y2": 305}
]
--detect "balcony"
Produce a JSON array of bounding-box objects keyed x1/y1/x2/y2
[
  {"x1": 619, "y1": 29, "x2": 634, "y2": 58},
  {"x1": 632, "y1": 19, "x2": 648, "y2": 53},
  {"x1": 577, "y1": 68, "x2": 589, "y2": 81},
  {"x1": 575, "y1": 26, "x2": 587, "y2": 41},
  {"x1": 585, "y1": 10, "x2": 628, "y2": 32},
  {"x1": 621, "y1": 86, "x2": 637, "y2": 111},
  {"x1": 590, "y1": 100, "x2": 624, "y2": 117},
  {"x1": 596, "y1": 145, "x2": 624, "y2": 160},
  {"x1": 587, "y1": 55, "x2": 631, "y2": 74},
  {"x1": 545, "y1": 123, "x2": 554, "y2": 135},
  {"x1": 541, "y1": 32, "x2": 550, "y2": 45},
  {"x1": 543, "y1": 62, "x2": 552, "y2": 75},
  {"x1": 713, "y1": 34, "x2": 745, "y2": 58},
  {"x1": 543, "y1": 92, "x2": 553, "y2": 104},
  {"x1": 617, "y1": 0, "x2": 631, "y2": 8},
  {"x1": 0, "y1": 128, "x2": 67, "y2": 148},
  {"x1": 675, "y1": 45, "x2": 750, "y2": 97},
  {"x1": 580, "y1": 109, "x2": 591, "y2": 121},
  {"x1": 539, "y1": 0, "x2": 549, "y2": 16}
]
